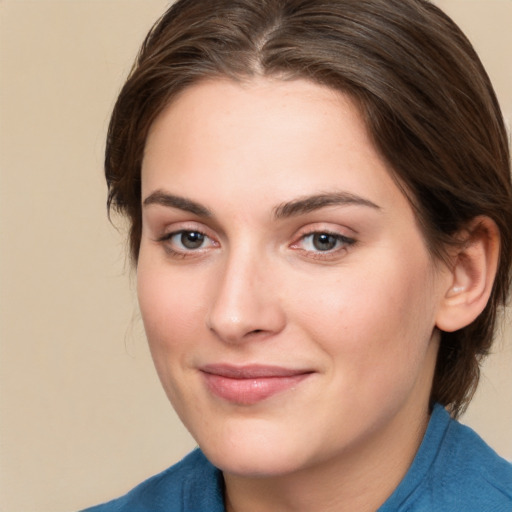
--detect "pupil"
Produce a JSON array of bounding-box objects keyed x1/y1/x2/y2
[
  {"x1": 313, "y1": 233, "x2": 337, "y2": 251},
  {"x1": 181, "y1": 231, "x2": 204, "y2": 249}
]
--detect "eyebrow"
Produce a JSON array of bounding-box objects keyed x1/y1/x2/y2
[
  {"x1": 142, "y1": 190, "x2": 380, "y2": 219},
  {"x1": 143, "y1": 190, "x2": 212, "y2": 217},
  {"x1": 273, "y1": 192, "x2": 381, "y2": 219}
]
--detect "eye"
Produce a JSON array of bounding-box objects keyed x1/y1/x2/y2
[
  {"x1": 175, "y1": 230, "x2": 206, "y2": 249},
  {"x1": 304, "y1": 233, "x2": 342, "y2": 251},
  {"x1": 293, "y1": 231, "x2": 356, "y2": 255},
  {"x1": 159, "y1": 229, "x2": 216, "y2": 253}
]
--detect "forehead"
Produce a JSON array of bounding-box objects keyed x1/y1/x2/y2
[
  {"x1": 141, "y1": 77, "x2": 408, "y2": 219},
  {"x1": 144, "y1": 77, "x2": 352, "y2": 164}
]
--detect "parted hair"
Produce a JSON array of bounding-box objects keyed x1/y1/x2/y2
[{"x1": 105, "y1": 0, "x2": 512, "y2": 417}]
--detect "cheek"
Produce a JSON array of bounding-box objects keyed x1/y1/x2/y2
[
  {"x1": 136, "y1": 259, "x2": 206, "y2": 364},
  {"x1": 292, "y1": 252, "x2": 437, "y2": 377}
]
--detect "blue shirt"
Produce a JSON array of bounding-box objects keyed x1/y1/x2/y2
[{"x1": 82, "y1": 404, "x2": 512, "y2": 511}]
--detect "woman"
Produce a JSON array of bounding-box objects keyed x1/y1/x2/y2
[{"x1": 83, "y1": 0, "x2": 512, "y2": 510}]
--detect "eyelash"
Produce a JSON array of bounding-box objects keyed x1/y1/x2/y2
[
  {"x1": 157, "y1": 229, "x2": 216, "y2": 258},
  {"x1": 156, "y1": 229, "x2": 356, "y2": 260},
  {"x1": 291, "y1": 230, "x2": 356, "y2": 260}
]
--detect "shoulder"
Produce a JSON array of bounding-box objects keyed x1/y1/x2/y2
[
  {"x1": 438, "y1": 412, "x2": 512, "y2": 506},
  {"x1": 79, "y1": 449, "x2": 225, "y2": 512},
  {"x1": 381, "y1": 404, "x2": 512, "y2": 512}
]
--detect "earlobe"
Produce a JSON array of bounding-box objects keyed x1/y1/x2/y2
[{"x1": 435, "y1": 216, "x2": 500, "y2": 333}]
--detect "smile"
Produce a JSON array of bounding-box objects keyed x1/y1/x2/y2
[{"x1": 199, "y1": 364, "x2": 314, "y2": 405}]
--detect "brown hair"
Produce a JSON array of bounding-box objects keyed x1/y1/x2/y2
[{"x1": 105, "y1": 0, "x2": 512, "y2": 417}]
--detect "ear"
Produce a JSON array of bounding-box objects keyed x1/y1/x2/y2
[{"x1": 435, "y1": 216, "x2": 500, "y2": 333}]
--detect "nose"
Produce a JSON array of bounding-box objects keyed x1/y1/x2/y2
[{"x1": 205, "y1": 249, "x2": 286, "y2": 344}]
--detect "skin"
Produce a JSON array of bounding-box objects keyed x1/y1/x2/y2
[{"x1": 137, "y1": 77, "x2": 457, "y2": 511}]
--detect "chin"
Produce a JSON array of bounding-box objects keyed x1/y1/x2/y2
[
  {"x1": 205, "y1": 446, "x2": 309, "y2": 478},
  {"x1": 196, "y1": 422, "x2": 316, "y2": 477}
]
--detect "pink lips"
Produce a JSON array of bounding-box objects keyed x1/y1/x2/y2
[{"x1": 200, "y1": 364, "x2": 313, "y2": 405}]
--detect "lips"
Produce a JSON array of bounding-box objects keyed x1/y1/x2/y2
[{"x1": 200, "y1": 364, "x2": 313, "y2": 405}]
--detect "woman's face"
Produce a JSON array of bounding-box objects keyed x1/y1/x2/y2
[{"x1": 138, "y1": 78, "x2": 451, "y2": 476}]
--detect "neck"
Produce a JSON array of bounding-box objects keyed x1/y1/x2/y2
[{"x1": 224, "y1": 400, "x2": 430, "y2": 512}]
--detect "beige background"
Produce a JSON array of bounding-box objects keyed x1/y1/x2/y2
[{"x1": 0, "y1": 1, "x2": 511, "y2": 511}]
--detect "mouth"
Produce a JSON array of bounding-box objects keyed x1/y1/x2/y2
[{"x1": 199, "y1": 364, "x2": 314, "y2": 405}]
